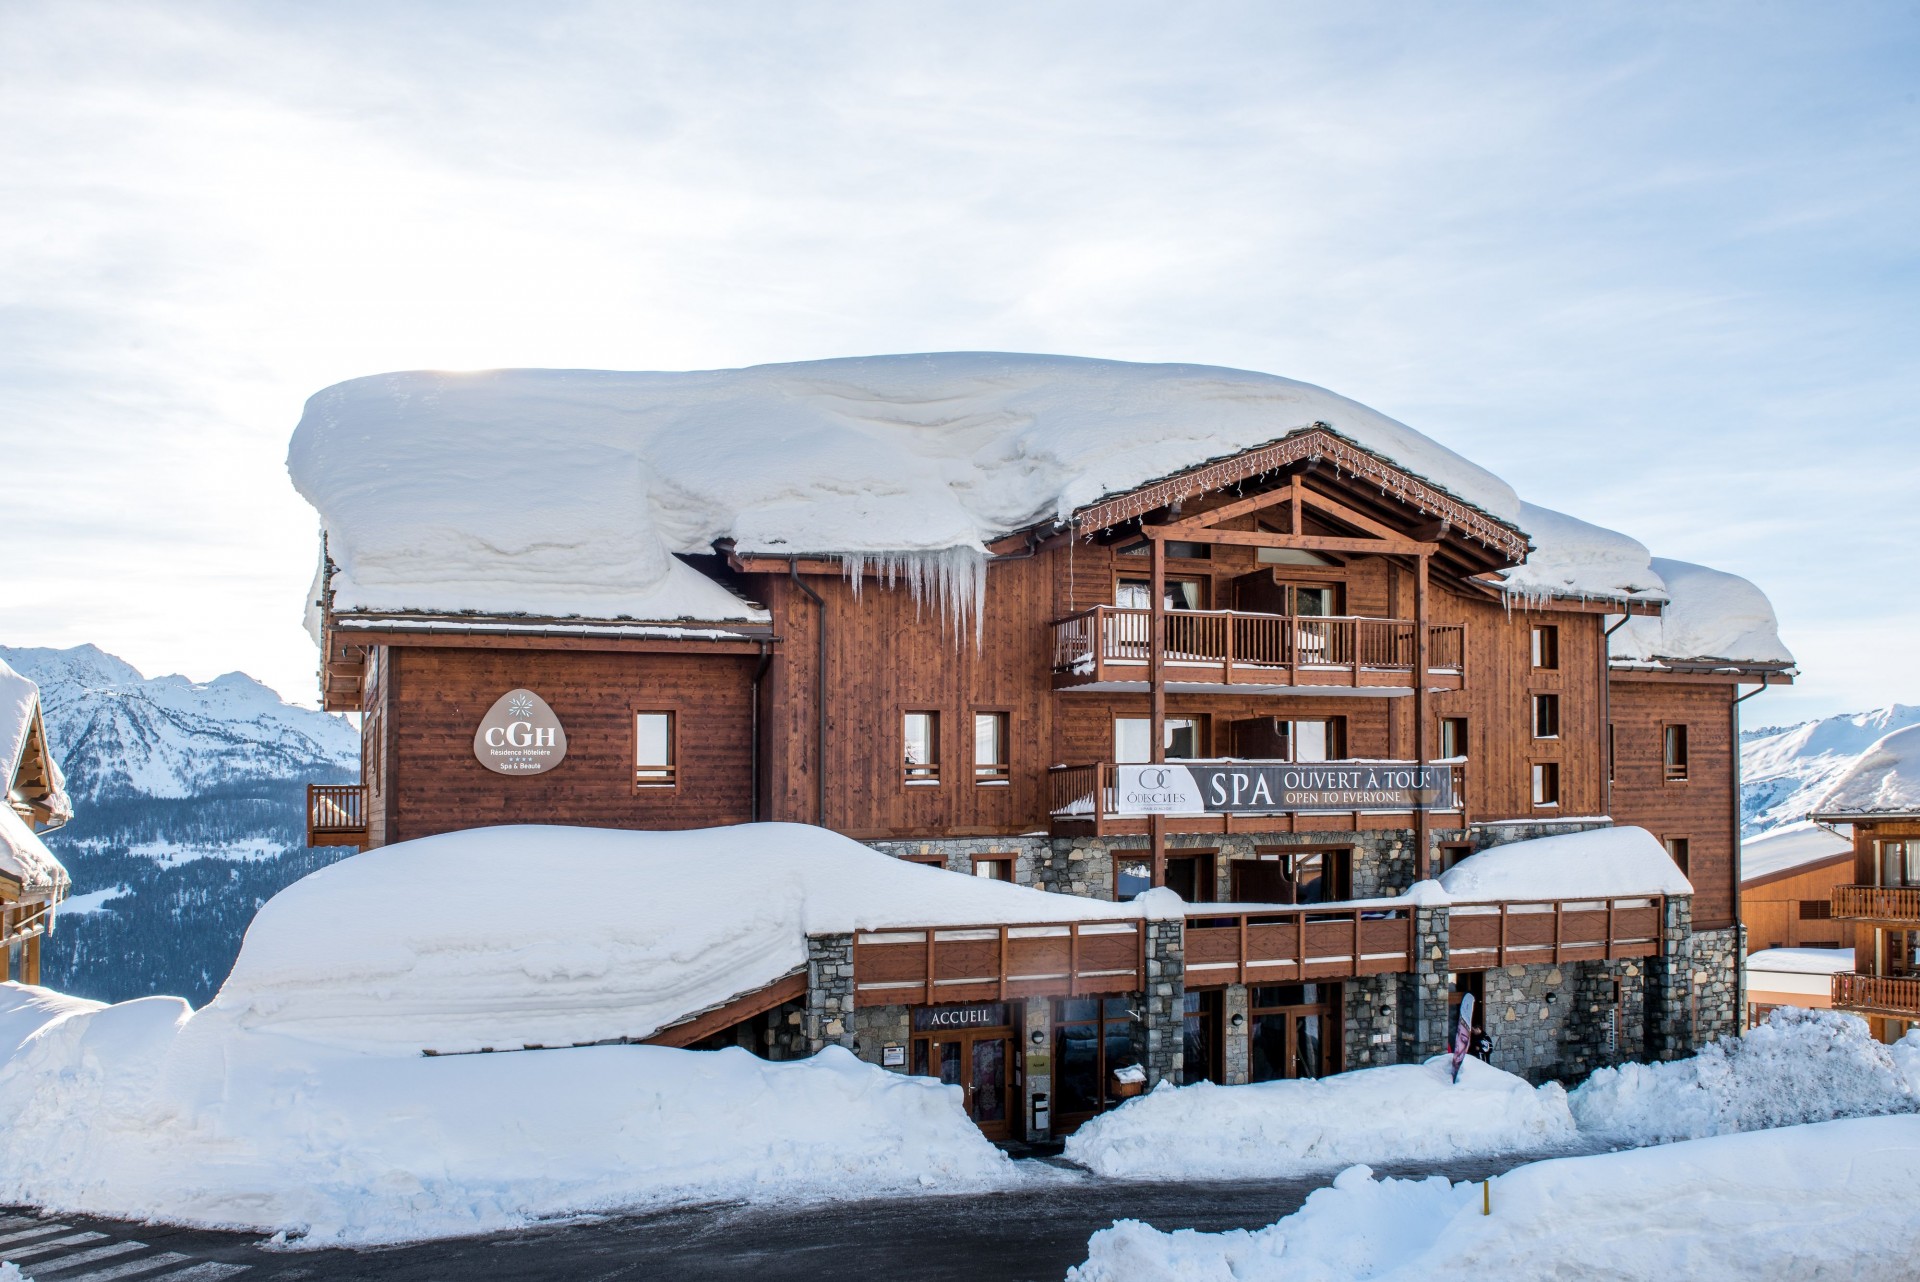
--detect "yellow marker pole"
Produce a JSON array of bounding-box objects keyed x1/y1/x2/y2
[{"x1": 1482, "y1": 1179, "x2": 1491, "y2": 1215}]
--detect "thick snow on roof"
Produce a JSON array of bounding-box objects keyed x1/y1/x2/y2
[
  {"x1": 1812, "y1": 724, "x2": 1920, "y2": 816},
  {"x1": 1497, "y1": 502, "x2": 1665, "y2": 606},
  {"x1": 287, "y1": 354, "x2": 1520, "y2": 623},
  {"x1": 1438, "y1": 826, "x2": 1694, "y2": 901},
  {"x1": 1747, "y1": 948, "x2": 1855, "y2": 977},
  {"x1": 0, "y1": 805, "x2": 68, "y2": 895},
  {"x1": 210, "y1": 822, "x2": 1149, "y2": 1054},
  {"x1": 0, "y1": 656, "x2": 69, "y2": 824},
  {"x1": 1612, "y1": 558, "x2": 1795, "y2": 669},
  {"x1": 1741, "y1": 821, "x2": 1852, "y2": 884}
]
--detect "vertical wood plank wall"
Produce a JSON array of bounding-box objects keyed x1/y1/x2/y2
[{"x1": 1607, "y1": 678, "x2": 1737, "y2": 929}]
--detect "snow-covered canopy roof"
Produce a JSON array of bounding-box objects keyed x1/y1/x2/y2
[
  {"x1": 1495, "y1": 502, "x2": 1666, "y2": 608},
  {"x1": 1810, "y1": 724, "x2": 1920, "y2": 818},
  {"x1": 287, "y1": 354, "x2": 1521, "y2": 625},
  {"x1": 0, "y1": 656, "x2": 70, "y2": 829},
  {"x1": 1437, "y1": 826, "x2": 1694, "y2": 902},
  {"x1": 1611, "y1": 558, "x2": 1795, "y2": 671},
  {"x1": 210, "y1": 822, "x2": 1165, "y2": 1054},
  {"x1": 0, "y1": 805, "x2": 68, "y2": 898}
]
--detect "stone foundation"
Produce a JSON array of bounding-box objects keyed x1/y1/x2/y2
[
  {"x1": 804, "y1": 933, "x2": 856, "y2": 1053},
  {"x1": 1143, "y1": 918, "x2": 1187, "y2": 1086}
]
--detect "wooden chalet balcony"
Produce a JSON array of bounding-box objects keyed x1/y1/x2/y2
[
  {"x1": 1184, "y1": 906, "x2": 1414, "y2": 988},
  {"x1": 1831, "y1": 885, "x2": 1920, "y2": 923},
  {"x1": 0, "y1": 898, "x2": 52, "y2": 950},
  {"x1": 851, "y1": 920, "x2": 1145, "y2": 1008},
  {"x1": 1048, "y1": 760, "x2": 1468, "y2": 836},
  {"x1": 1050, "y1": 606, "x2": 1465, "y2": 693},
  {"x1": 1832, "y1": 972, "x2": 1920, "y2": 1019},
  {"x1": 307, "y1": 783, "x2": 368, "y2": 848},
  {"x1": 1447, "y1": 898, "x2": 1664, "y2": 968}
]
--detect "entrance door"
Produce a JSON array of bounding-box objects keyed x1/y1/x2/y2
[{"x1": 915, "y1": 1029, "x2": 1014, "y2": 1139}]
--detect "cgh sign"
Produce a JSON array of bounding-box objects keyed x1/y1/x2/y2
[
  {"x1": 1113, "y1": 762, "x2": 1453, "y2": 817},
  {"x1": 472, "y1": 688, "x2": 569, "y2": 776}
]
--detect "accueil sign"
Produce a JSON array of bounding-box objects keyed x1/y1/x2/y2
[
  {"x1": 1113, "y1": 762, "x2": 1453, "y2": 817},
  {"x1": 472, "y1": 688, "x2": 569, "y2": 775}
]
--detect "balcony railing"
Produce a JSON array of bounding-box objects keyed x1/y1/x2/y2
[
  {"x1": 1184, "y1": 906, "x2": 1415, "y2": 987},
  {"x1": 1050, "y1": 606, "x2": 1465, "y2": 692},
  {"x1": 1048, "y1": 760, "x2": 1467, "y2": 835},
  {"x1": 1831, "y1": 885, "x2": 1920, "y2": 922},
  {"x1": 1832, "y1": 971, "x2": 1920, "y2": 1018},
  {"x1": 851, "y1": 920, "x2": 1145, "y2": 1008},
  {"x1": 307, "y1": 783, "x2": 368, "y2": 848},
  {"x1": 1447, "y1": 898, "x2": 1664, "y2": 967}
]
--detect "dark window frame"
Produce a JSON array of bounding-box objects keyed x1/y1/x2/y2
[
  {"x1": 971, "y1": 709, "x2": 1012, "y2": 784},
  {"x1": 904, "y1": 710, "x2": 942, "y2": 785},
  {"x1": 1532, "y1": 693, "x2": 1561, "y2": 740},
  {"x1": 1664, "y1": 724, "x2": 1690, "y2": 782},
  {"x1": 633, "y1": 709, "x2": 678, "y2": 790},
  {"x1": 1531, "y1": 761, "x2": 1561, "y2": 808},
  {"x1": 1531, "y1": 625, "x2": 1560, "y2": 670}
]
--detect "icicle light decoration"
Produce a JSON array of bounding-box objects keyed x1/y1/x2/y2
[{"x1": 839, "y1": 547, "x2": 990, "y2": 647}]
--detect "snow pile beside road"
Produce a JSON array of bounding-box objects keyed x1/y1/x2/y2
[
  {"x1": 1069, "y1": 1116, "x2": 1920, "y2": 1282},
  {"x1": 1570, "y1": 1006, "x2": 1920, "y2": 1142},
  {"x1": 0, "y1": 984, "x2": 1014, "y2": 1246},
  {"x1": 1063, "y1": 1055, "x2": 1575, "y2": 1179}
]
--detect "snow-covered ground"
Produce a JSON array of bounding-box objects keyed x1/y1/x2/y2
[{"x1": 1068, "y1": 1115, "x2": 1920, "y2": 1282}]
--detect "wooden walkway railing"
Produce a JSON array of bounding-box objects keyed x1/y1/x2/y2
[
  {"x1": 851, "y1": 920, "x2": 1145, "y2": 1008},
  {"x1": 1447, "y1": 898, "x2": 1663, "y2": 967},
  {"x1": 1183, "y1": 906, "x2": 1415, "y2": 987},
  {"x1": 1831, "y1": 885, "x2": 1920, "y2": 922},
  {"x1": 307, "y1": 783, "x2": 369, "y2": 847},
  {"x1": 1832, "y1": 972, "x2": 1920, "y2": 1017},
  {"x1": 1050, "y1": 606, "x2": 1464, "y2": 690}
]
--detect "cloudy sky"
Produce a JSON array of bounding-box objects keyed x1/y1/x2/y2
[{"x1": 2, "y1": 2, "x2": 1915, "y2": 725}]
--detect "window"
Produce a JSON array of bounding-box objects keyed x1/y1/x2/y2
[
  {"x1": 973, "y1": 712, "x2": 1010, "y2": 783},
  {"x1": 1531, "y1": 626, "x2": 1559, "y2": 670},
  {"x1": 1052, "y1": 996, "x2": 1139, "y2": 1122},
  {"x1": 1235, "y1": 849, "x2": 1351, "y2": 904},
  {"x1": 1531, "y1": 762, "x2": 1560, "y2": 808},
  {"x1": 1879, "y1": 842, "x2": 1920, "y2": 889},
  {"x1": 1115, "y1": 857, "x2": 1152, "y2": 902},
  {"x1": 1532, "y1": 693, "x2": 1560, "y2": 739},
  {"x1": 1115, "y1": 716, "x2": 1203, "y2": 763},
  {"x1": 1248, "y1": 984, "x2": 1336, "y2": 1082},
  {"x1": 634, "y1": 712, "x2": 676, "y2": 787},
  {"x1": 1116, "y1": 576, "x2": 1205, "y2": 610},
  {"x1": 1440, "y1": 842, "x2": 1475, "y2": 874},
  {"x1": 1285, "y1": 584, "x2": 1343, "y2": 617},
  {"x1": 904, "y1": 712, "x2": 941, "y2": 783},
  {"x1": 1119, "y1": 539, "x2": 1211, "y2": 560},
  {"x1": 1799, "y1": 899, "x2": 1832, "y2": 921},
  {"x1": 1664, "y1": 725, "x2": 1689, "y2": 781},
  {"x1": 1664, "y1": 837, "x2": 1690, "y2": 874},
  {"x1": 1165, "y1": 852, "x2": 1217, "y2": 903},
  {"x1": 1227, "y1": 716, "x2": 1343, "y2": 762},
  {"x1": 1438, "y1": 717, "x2": 1468, "y2": 760},
  {"x1": 898, "y1": 852, "x2": 947, "y2": 868},
  {"x1": 972, "y1": 856, "x2": 1014, "y2": 882},
  {"x1": 1256, "y1": 546, "x2": 1340, "y2": 567}
]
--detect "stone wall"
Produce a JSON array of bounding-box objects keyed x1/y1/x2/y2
[
  {"x1": 1143, "y1": 918, "x2": 1187, "y2": 1086},
  {"x1": 866, "y1": 835, "x2": 1052, "y2": 885},
  {"x1": 1343, "y1": 973, "x2": 1400, "y2": 1069},
  {"x1": 1692, "y1": 924, "x2": 1743, "y2": 1045},
  {"x1": 1222, "y1": 984, "x2": 1250, "y2": 1084},
  {"x1": 851, "y1": 1004, "x2": 910, "y2": 1072},
  {"x1": 1463, "y1": 818, "x2": 1612, "y2": 852},
  {"x1": 1647, "y1": 895, "x2": 1697, "y2": 1060},
  {"x1": 804, "y1": 932, "x2": 857, "y2": 1053},
  {"x1": 1567, "y1": 959, "x2": 1648, "y2": 1075},
  {"x1": 1481, "y1": 962, "x2": 1580, "y2": 1083},
  {"x1": 1398, "y1": 904, "x2": 1452, "y2": 1062}
]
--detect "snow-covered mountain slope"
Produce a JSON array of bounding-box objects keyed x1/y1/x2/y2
[
  {"x1": 0, "y1": 644, "x2": 355, "y2": 802},
  {"x1": 1740, "y1": 704, "x2": 1920, "y2": 837}
]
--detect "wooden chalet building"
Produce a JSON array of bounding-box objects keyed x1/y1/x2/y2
[
  {"x1": 1, "y1": 656, "x2": 72, "y2": 984},
  {"x1": 289, "y1": 355, "x2": 1794, "y2": 1136}
]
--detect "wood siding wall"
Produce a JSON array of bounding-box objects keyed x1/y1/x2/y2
[
  {"x1": 1607, "y1": 678, "x2": 1738, "y2": 930},
  {"x1": 1743, "y1": 857, "x2": 1851, "y2": 952}
]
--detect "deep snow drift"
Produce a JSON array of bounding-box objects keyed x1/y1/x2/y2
[
  {"x1": 1434, "y1": 824, "x2": 1693, "y2": 901},
  {"x1": 1063, "y1": 1055, "x2": 1576, "y2": 1179},
  {"x1": 0, "y1": 983, "x2": 1014, "y2": 1246},
  {"x1": 1067, "y1": 1116, "x2": 1920, "y2": 1282}
]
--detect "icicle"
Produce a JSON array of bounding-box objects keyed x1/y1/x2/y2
[{"x1": 839, "y1": 547, "x2": 989, "y2": 648}]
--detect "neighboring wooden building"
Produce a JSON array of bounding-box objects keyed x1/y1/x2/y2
[
  {"x1": 1742, "y1": 843, "x2": 1852, "y2": 953},
  {"x1": 289, "y1": 356, "x2": 1795, "y2": 1125},
  {"x1": 1, "y1": 657, "x2": 72, "y2": 985}
]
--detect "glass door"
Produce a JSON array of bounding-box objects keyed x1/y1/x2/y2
[{"x1": 915, "y1": 1030, "x2": 1014, "y2": 1140}]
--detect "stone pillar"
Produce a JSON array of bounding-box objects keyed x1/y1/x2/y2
[
  {"x1": 1222, "y1": 984, "x2": 1250, "y2": 1084},
  {"x1": 1023, "y1": 999, "x2": 1052, "y2": 1141},
  {"x1": 805, "y1": 932, "x2": 857, "y2": 1053},
  {"x1": 1142, "y1": 917, "x2": 1187, "y2": 1087},
  {"x1": 1647, "y1": 895, "x2": 1696, "y2": 1061},
  {"x1": 1398, "y1": 904, "x2": 1451, "y2": 1063},
  {"x1": 1343, "y1": 974, "x2": 1400, "y2": 1069}
]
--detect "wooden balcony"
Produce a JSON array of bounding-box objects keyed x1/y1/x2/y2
[
  {"x1": 307, "y1": 783, "x2": 368, "y2": 848},
  {"x1": 1831, "y1": 885, "x2": 1920, "y2": 923},
  {"x1": 1050, "y1": 606, "x2": 1465, "y2": 693},
  {"x1": 1832, "y1": 971, "x2": 1920, "y2": 1018},
  {"x1": 851, "y1": 920, "x2": 1145, "y2": 1008},
  {"x1": 1184, "y1": 906, "x2": 1414, "y2": 988},
  {"x1": 1048, "y1": 760, "x2": 1467, "y2": 837},
  {"x1": 1447, "y1": 898, "x2": 1664, "y2": 968}
]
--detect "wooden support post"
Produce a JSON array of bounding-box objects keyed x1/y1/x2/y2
[
  {"x1": 1150, "y1": 533, "x2": 1168, "y2": 888},
  {"x1": 1414, "y1": 553, "x2": 1432, "y2": 881},
  {"x1": 23, "y1": 931, "x2": 39, "y2": 987}
]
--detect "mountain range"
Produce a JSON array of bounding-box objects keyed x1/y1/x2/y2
[{"x1": 1740, "y1": 704, "x2": 1920, "y2": 837}]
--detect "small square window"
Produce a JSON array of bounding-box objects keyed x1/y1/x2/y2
[
  {"x1": 1531, "y1": 626, "x2": 1559, "y2": 670},
  {"x1": 634, "y1": 712, "x2": 676, "y2": 787},
  {"x1": 1438, "y1": 717, "x2": 1468, "y2": 760},
  {"x1": 973, "y1": 856, "x2": 1015, "y2": 882},
  {"x1": 1665, "y1": 837, "x2": 1690, "y2": 874},
  {"x1": 1531, "y1": 762, "x2": 1560, "y2": 808},
  {"x1": 904, "y1": 712, "x2": 941, "y2": 783},
  {"x1": 973, "y1": 712, "x2": 1010, "y2": 783},
  {"x1": 1532, "y1": 694, "x2": 1560, "y2": 740},
  {"x1": 1440, "y1": 843, "x2": 1475, "y2": 874},
  {"x1": 1664, "y1": 725, "x2": 1689, "y2": 781},
  {"x1": 1115, "y1": 857, "x2": 1153, "y2": 902},
  {"x1": 1799, "y1": 899, "x2": 1831, "y2": 921}
]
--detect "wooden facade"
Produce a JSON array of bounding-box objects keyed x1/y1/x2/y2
[
  {"x1": 1819, "y1": 813, "x2": 1920, "y2": 1038},
  {"x1": 1743, "y1": 852, "x2": 1852, "y2": 952}
]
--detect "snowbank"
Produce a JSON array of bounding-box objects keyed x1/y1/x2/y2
[
  {"x1": 1495, "y1": 501, "x2": 1664, "y2": 606},
  {"x1": 1068, "y1": 1115, "x2": 1920, "y2": 1282},
  {"x1": 1436, "y1": 825, "x2": 1693, "y2": 902},
  {"x1": 1813, "y1": 723, "x2": 1920, "y2": 815},
  {"x1": 0, "y1": 983, "x2": 1014, "y2": 1246},
  {"x1": 287, "y1": 354, "x2": 1521, "y2": 625},
  {"x1": 1612, "y1": 556, "x2": 1795, "y2": 669},
  {"x1": 1570, "y1": 1006, "x2": 1920, "y2": 1142},
  {"x1": 1063, "y1": 1054, "x2": 1575, "y2": 1179}
]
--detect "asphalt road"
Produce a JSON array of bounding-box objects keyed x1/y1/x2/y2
[{"x1": 2, "y1": 1148, "x2": 1585, "y2": 1282}]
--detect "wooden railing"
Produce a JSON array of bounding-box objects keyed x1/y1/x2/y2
[
  {"x1": 1184, "y1": 906, "x2": 1415, "y2": 987},
  {"x1": 0, "y1": 898, "x2": 51, "y2": 949},
  {"x1": 1832, "y1": 972, "x2": 1920, "y2": 1017},
  {"x1": 1049, "y1": 606, "x2": 1465, "y2": 690},
  {"x1": 1447, "y1": 897, "x2": 1664, "y2": 968},
  {"x1": 307, "y1": 783, "x2": 369, "y2": 847},
  {"x1": 851, "y1": 920, "x2": 1145, "y2": 1008},
  {"x1": 1831, "y1": 885, "x2": 1920, "y2": 922}
]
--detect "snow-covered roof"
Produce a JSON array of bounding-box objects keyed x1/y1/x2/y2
[
  {"x1": 1611, "y1": 557, "x2": 1795, "y2": 670},
  {"x1": 0, "y1": 655, "x2": 71, "y2": 828},
  {"x1": 1810, "y1": 724, "x2": 1920, "y2": 818},
  {"x1": 209, "y1": 822, "x2": 1158, "y2": 1054},
  {"x1": 1438, "y1": 826, "x2": 1694, "y2": 901},
  {"x1": 287, "y1": 354, "x2": 1521, "y2": 626},
  {"x1": 1741, "y1": 821, "x2": 1852, "y2": 885},
  {"x1": 0, "y1": 804, "x2": 69, "y2": 897},
  {"x1": 1746, "y1": 947, "x2": 1855, "y2": 977},
  {"x1": 1496, "y1": 502, "x2": 1666, "y2": 607}
]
